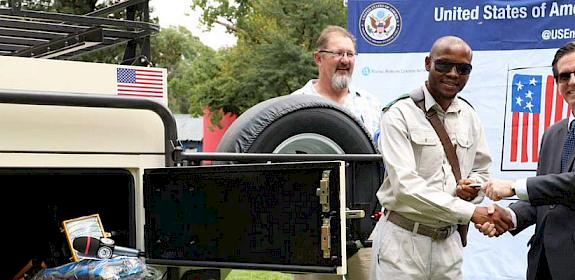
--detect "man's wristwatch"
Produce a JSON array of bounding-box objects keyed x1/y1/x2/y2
[{"x1": 511, "y1": 184, "x2": 516, "y2": 195}]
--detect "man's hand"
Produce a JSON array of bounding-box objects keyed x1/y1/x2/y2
[
  {"x1": 471, "y1": 204, "x2": 513, "y2": 236},
  {"x1": 456, "y1": 179, "x2": 480, "y2": 201},
  {"x1": 483, "y1": 180, "x2": 515, "y2": 201},
  {"x1": 475, "y1": 221, "x2": 496, "y2": 237}
]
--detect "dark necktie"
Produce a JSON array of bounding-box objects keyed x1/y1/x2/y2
[{"x1": 561, "y1": 120, "x2": 575, "y2": 172}]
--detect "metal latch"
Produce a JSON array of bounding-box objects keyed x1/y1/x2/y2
[
  {"x1": 345, "y1": 208, "x2": 365, "y2": 219},
  {"x1": 318, "y1": 170, "x2": 331, "y2": 258},
  {"x1": 317, "y1": 170, "x2": 330, "y2": 213},
  {"x1": 321, "y1": 218, "x2": 331, "y2": 258}
]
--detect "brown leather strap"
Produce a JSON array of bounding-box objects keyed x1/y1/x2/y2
[{"x1": 410, "y1": 89, "x2": 469, "y2": 247}]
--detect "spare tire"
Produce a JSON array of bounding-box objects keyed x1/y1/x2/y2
[{"x1": 217, "y1": 94, "x2": 383, "y2": 243}]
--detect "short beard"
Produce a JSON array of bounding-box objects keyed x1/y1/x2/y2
[{"x1": 331, "y1": 73, "x2": 351, "y2": 90}]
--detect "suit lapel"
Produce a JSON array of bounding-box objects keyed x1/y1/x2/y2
[
  {"x1": 560, "y1": 119, "x2": 575, "y2": 172},
  {"x1": 550, "y1": 119, "x2": 568, "y2": 173},
  {"x1": 561, "y1": 119, "x2": 575, "y2": 172}
]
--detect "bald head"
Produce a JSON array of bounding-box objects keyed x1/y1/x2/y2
[
  {"x1": 425, "y1": 36, "x2": 473, "y2": 110},
  {"x1": 430, "y1": 36, "x2": 472, "y2": 59}
]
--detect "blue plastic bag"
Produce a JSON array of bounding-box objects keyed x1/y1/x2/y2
[{"x1": 32, "y1": 257, "x2": 162, "y2": 280}]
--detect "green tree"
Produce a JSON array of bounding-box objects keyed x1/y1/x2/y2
[
  {"x1": 152, "y1": 26, "x2": 215, "y2": 113},
  {"x1": 190, "y1": 0, "x2": 347, "y2": 122},
  {"x1": 170, "y1": 46, "x2": 219, "y2": 116},
  {"x1": 2, "y1": 0, "x2": 98, "y2": 13},
  {"x1": 152, "y1": 26, "x2": 208, "y2": 74},
  {"x1": 0, "y1": 0, "x2": 53, "y2": 11},
  {"x1": 54, "y1": 0, "x2": 97, "y2": 14}
]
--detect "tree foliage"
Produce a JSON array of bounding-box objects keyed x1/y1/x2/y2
[
  {"x1": 190, "y1": 0, "x2": 347, "y2": 122},
  {"x1": 53, "y1": 0, "x2": 97, "y2": 14},
  {"x1": 153, "y1": 26, "x2": 215, "y2": 114},
  {"x1": 0, "y1": 0, "x2": 97, "y2": 13}
]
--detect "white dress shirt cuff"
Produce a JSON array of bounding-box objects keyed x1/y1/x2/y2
[
  {"x1": 514, "y1": 178, "x2": 529, "y2": 201},
  {"x1": 506, "y1": 207, "x2": 518, "y2": 230}
]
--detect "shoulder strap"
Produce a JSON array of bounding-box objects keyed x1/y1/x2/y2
[
  {"x1": 409, "y1": 88, "x2": 461, "y2": 182},
  {"x1": 382, "y1": 93, "x2": 410, "y2": 113},
  {"x1": 457, "y1": 96, "x2": 474, "y2": 109}
]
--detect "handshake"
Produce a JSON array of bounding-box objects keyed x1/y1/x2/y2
[
  {"x1": 458, "y1": 179, "x2": 517, "y2": 237},
  {"x1": 470, "y1": 203, "x2": 513, "y2": 237}
]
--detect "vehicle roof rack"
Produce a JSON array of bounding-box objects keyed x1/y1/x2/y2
[{"x1": 0, "y1": 0, "x2": 158, "y2": 64}]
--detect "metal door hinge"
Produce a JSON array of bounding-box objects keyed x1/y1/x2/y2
[
  {"x1": 321, "y1": 218, "x2": 331, "y2": 258},
  {"x1": 317, "y1": 170, "x2": 330, "y2": 213}
]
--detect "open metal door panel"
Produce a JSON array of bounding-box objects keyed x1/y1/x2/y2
[{"x1": 143, "y1": 161, "x2": 347, "y2": 275}]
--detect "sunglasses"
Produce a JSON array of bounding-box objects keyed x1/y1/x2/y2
[
  {"x1": 433, "y1": 59, "x2": 473, "y2": 75},
  {"x1": 557, "y1": 71, "x2": 575, "y2": 83}
]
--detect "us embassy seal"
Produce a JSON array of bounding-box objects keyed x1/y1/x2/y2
[{"x1": 359, "y1": 2, "x2": 402, "y2": 46}]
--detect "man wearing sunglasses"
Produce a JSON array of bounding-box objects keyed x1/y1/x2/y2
[
  {"x1": 478, "y1": 41, "x2": 575, "y2": 280},
  {"x1": 373, "y1": 36, "x2": 511, "y2": 279},
  {"x1": 291, "y1": 25, "x2": 382, "y2": 280}
]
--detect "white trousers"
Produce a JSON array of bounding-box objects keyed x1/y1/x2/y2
[{"x1": 371, "y1": 219, "x2": 463, "y2": 280}]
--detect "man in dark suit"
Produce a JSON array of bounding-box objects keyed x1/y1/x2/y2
[{"x1": 481, "y1": 41, "x2": 575, "y2": 280}]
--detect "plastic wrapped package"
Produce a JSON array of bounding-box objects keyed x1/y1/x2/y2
[{"x1": 32, "y1": 257, "x2": 162, "y2": 280}]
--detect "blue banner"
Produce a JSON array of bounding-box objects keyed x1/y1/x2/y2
[
  {"x1": 349, "y1": 0, "x2": 575, "y2": 52},
  {"x1": 346, "y1": 2, "x2": 575, "y2": 279}
]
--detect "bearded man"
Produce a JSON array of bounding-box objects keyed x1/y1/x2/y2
[{"x1": 291, "y1": 25, "x2": 382, "y2": 137}]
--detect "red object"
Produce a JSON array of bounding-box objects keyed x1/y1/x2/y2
[
  {"x1": 84, "y1": 236, "x2": 92, "y2": 255},
  {"x1": 371, "y1": 211, "x2": 384, "y2": 221},
  {"x1": 203, "y1": 108, "x2": 237, "y2": 152}
]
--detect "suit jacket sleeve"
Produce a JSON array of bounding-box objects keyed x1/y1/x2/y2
[
  {"x1": 511, "y1": 171, "x2": 575, "y2": 234},
  {"x1": 525, "y1": 172, "x2": 575, "y2": 209},
  {"x1": 509, "y1": 200, "x2": 537, "y2": 234}
]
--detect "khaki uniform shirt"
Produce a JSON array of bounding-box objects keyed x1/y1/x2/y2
[{"x1": 377, "y1": 85, "x2": 492, "y2": 228}]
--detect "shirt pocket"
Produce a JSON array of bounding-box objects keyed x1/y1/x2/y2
[
  {"x1": 455, "y1": 132, "x2": 473, "y2": 174},
  {"x1": 411, "y1": 130, "x2": 442, "y2": 178}
]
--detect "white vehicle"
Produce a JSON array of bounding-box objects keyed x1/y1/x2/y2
[
  {"x1": 2, "y1": 56, "x2": 381, "y2": 279},
  {"x1": 2, "y1": 2, "x2": 382, "y2": 279}
]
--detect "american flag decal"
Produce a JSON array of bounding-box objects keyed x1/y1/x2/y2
[
  {"x1": 116, "y1": 67, "x2": 165, "y2": 98},
  {"x1": 502, "y1": 70, "x2": 569, "y2": 171}
]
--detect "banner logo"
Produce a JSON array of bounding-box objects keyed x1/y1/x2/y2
[
  {"x1": 502, "y1": 68, "x2": 569, "y2": 171},
  {"x1": 359, "y1": 2, "x2": 402, "y2": 46},
  {"x1": 362, "y1": 67, "x2": 371, "y2": 76}
]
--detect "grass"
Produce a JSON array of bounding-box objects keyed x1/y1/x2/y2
[{"x1": 225, "y1": 270, "x2": 293, "y2": 280}]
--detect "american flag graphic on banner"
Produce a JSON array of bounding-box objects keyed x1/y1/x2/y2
[
  {"x1": 116, "y1": 67, "x2": 165, "y2": 99},
  {"x1": 502, "y1": 70, "x2": 569, "y2": 171}
]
